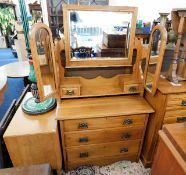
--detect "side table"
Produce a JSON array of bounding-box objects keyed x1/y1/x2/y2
[{"x1": 3, "y1": 92, "x2": 62, "y2": 173}]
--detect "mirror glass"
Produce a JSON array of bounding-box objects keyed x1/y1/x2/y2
[
  {"x1": 146, "y1": 29, "x2": 161, "y2": 92},
  {"x1": 69, "y1": 11, "x2": 132, "y2": 60},
  {"x1": 35, "y1": 28, "x2": 56, "y2": 97}
]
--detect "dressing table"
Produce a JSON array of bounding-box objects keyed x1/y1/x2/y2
[{"x1": 3, "y1": 5, "x2": 169, "y2": 172}]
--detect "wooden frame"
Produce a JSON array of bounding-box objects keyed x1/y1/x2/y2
[
  {"x1": 63, "y1": 5, "x2": 138, "y2": 68},
  {"x1": 144, "y1": 25, "x2": 167, "y2": 96},
  {"x1": 29, "y1": 23, "x2": 59, "y2": 102}
]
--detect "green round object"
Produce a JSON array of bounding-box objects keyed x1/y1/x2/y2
[{"x1": 22, "y1": 97, "x2": 57, "y2": 115}]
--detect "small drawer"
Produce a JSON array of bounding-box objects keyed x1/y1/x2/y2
[
  {"x1": 164, "y1": 116, "x2": 186, "y2": 124},
  {"x1": 62, "y1": 114, "x2": 147, "y2": 132},
  {"x1": 124, "y1": 84, "x2": 140, "y2": 94},
  {"x1": 64, "y1": 126, "x2": 144, "y2": 147},
  {"x1": 61, "y1": 87, "x2": 80, "y2": 98},
  {"x1": 166, "y1": 93, "x2": 186, "y2": 110},
  {"x1": 66, "y1": 140, "x2": 140, "y2": 162}
]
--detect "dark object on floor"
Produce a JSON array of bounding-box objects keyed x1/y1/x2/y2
[
  {"x1": 0, "y1": 99, "x2": 16, "y2": 169},
  {"x1": 0, "y1": 163, "x2": 53, "y2": 175}
]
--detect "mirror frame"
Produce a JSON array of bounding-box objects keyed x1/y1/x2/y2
[
  {"x1": 63, "y1": 5, "x2": 138, "y2": 68},
  {"x1": 29, "y1": 23, "x2": 59, "y2": 102},
  {"x1": 144, "y1": 25, "x2": 167, "y2": 96}
]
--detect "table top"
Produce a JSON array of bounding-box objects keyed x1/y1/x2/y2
[
  {"x1": 0, "y1": 61, "x2": 29, "y2": 78},
  {"x1": 0, "y1": 164, "x2": 52, "y2": 175},
  {"x1": 0, "y1": 74, "x2": 7, "y2": 105},
  {"x1": 3, "y1": 92, "x2": 58, "y2": 137},
  {"x1": 163, "y1": 123, "x2": 186, "y2": 162}
]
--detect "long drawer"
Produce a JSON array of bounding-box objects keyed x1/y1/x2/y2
[
  {"x1": 63, "y1": 114, "x2": 147, "y2": 132},
  {"x1": 64, "y1": 126, "x2": 144, "y2": 147},
  {"x1": 66, "y1": 140, "x2": 140, "y2": 162},
  {"x1": 67, "y1": 154, "x2": 137, "y2": 170},
  {"x1": 164, "y1": 116, "x2": 186, "y2": 124},
  {"x1": 166, "y1": 93, "x2": 186, "y2": 110}
]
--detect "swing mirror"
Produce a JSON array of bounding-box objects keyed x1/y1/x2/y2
[
  {"x1": 29, "y1": 23, "x2": 58, "y2": 102},
  {"x1": 144, "y1": 25, "x2": 167, "y2": 95},
  {"x1": 63, "y1": 5, "x2": 138, "y2": 67}
]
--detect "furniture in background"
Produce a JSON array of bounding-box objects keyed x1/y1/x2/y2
[
  {"x1": 0, "y1": 164, "x2": 53, "y2": 175},
  {"x1": 3, "y1": 92, "x2": 62, "y2": 173},
  {"x1": 141, "y1": 78, "x2": 186, "y2": 167},
  {"x1": 150, "y1": 123, "x2": 186, "y2": 175},
  {"x1": 0, "y1": 61, "x2": 29, "y2": 78}
]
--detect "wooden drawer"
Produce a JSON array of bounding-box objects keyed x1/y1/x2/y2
[
  {"x1": 66, "y1": 140, "x2": 140, "y2": 162},
  {"x1": 67, "y1": 154, "x2": 137, "y2": 170},
  {"x1": 164, "y1": 109, "x2": 186, "y2": 118},
  {"x1": 166, "y1": 93, "x2": 186, "y2": 110},
  {"x1": 60, "y1": 87, "x2": 80, "y2": 98},
  {"x1": 64, "y1": 126, "x2": 144, "y2": 147},
  {"x1": 164, "y1": 116, "x2": 186, "y2": 124},
  {"x1": 63, "y1": 114, "x2": 147, "y2": 132},
  {"x1": 124, "y1": 84, "x2": 140, "y2": 94}
]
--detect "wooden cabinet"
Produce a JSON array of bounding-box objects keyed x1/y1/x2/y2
[
  {"x1": 3, "y1": 93, "x2": 62, "y2": 172},
  {"x1": 141, "y1": 78, "x2": 186, "y2": 167},
  {"x1": 150, "y1": 123, "x2": 186, "y2": 175},
  {"x1": 57, "y1": 95, "x2": 154, "y2": 170}
]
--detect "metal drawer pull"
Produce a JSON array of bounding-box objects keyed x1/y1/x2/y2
[
  {"x1": 177, "y1": 117, "x2": 186, "y2": 123},
  {"x1": 181, "y1": 100, "x2": 186, "y2": 106},
  {"x1": 121, "y1": 133, "x2": 131, "y2": 140},
  {"x1": 79, "y1": 122, "x2": 88, "y2": 129},
  {"x1": 65, "y1": 89, "x2": 75, "y2": 96},
  {"x1": 123, "y1": 119, "x2": 133, "y2": 125},
  {"x1": 129, "y1": 86, "x2": 137, "y2": 92},
  {"x1": 80, "y1": 152, "x2": 89, "y2": 158},
  {"x1": 120, "y1": 147, "x2": 128, "y2": 153},
  {"x1": 79, "y1": 137, "x2": 88, "y2": 143}
]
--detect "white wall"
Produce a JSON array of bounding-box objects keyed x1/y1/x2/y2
[{"x1": 109, "y1": 0, "x2": 186, "y2": 23}]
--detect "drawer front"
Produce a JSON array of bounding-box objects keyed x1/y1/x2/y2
[
  {"x1": 166, "y1": 93, "x2": 186, "y2": 110},
  {"x1": 63, "y1": 114, "x2": 147, "y2": 132},
  {"x1": 124, "y1": 84, "x2": 140, "y2": 94},
  {"x1": 164, "y1": 109, "x2": 186, "y2": 118},
  {"x1": 67, "y1": 154, "x2": 137, "y2": 171},
  {"x1": 164, "y1": 116, "x2": 186, "y2": 124},
  {"x1": 61, "y1": 87, "x2": 80, "y2": 98},
  {"x1": 66, "y1": 140, "x2": 140, "y2": 162},
  {"x1": 64, "y1": 126, "x2": 144, "y2": 147}
]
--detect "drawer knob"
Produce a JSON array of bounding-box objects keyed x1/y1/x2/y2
[
  {"x1": 177, "y1": 117, "x2": 186, "y2": 123},
  {"x1": 65, "y1": 89, "x2": 75, "y2": 96},
  {"x1": 79, "y1": 137, "x2": 89, "y2": 143},
  {"x1": 120, "y1": 147, "x2": 128, "y2": 153},
  {"x1": 123, "y1": 119, "x2": 133, "y2": 125},
  {"x1": 129, "y1": 86, "x2": 137, "y2": 92},
  {"x1": 79, "y1": 122, "x2": 88, "y2": 129},
  {"x1": 80, "y1": 152, "x2": 89, "y2": 158},
  {"x1": 181, "y1": 100, "x2": 186, "y2": 106},
  {"x1": 121, "y1": 133, "x2": 131, "y2": 140}
]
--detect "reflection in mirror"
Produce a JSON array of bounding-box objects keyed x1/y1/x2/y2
[
  {"x1": 69, "y1": 11, "x2": 132, "y2": 60},
  {"x1": 35, "y1": 28, "x2": 56, "y2": 97},
  {"x1": 146, "y1": 29, "x2": 161, "y2": 92}
]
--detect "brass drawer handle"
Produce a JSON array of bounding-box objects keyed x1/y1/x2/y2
[
  {"x1": 65, "y1": 89, "x2": 75, "y2": 96},
  {"x1": 121, "y1": 133, "x2": 131, "y2": 140},
  {"x1": 79, "y1": 137, "x2": 89, "y2": 143},
  {"x1": 123, "y1": 119, "x2": 133, "y2": 125},
  {"x1": 78, "y1": 122, "x2": 88, "y2": 129},
  {"x1": 181, "y1": 100, "x2": 186, "y2": 106},
  {"x1": 80, "y1": 152, "x2": 89, "y2": 158},
  {"x1": 120, "y1": 147, "x2": 128, "y2": 153},
  {"x1": 177, "y1": 117, "x2": 186, "y2": 123},
  {"x1": 129, "y1": 86, "x2": 137, "y2": 92}
]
